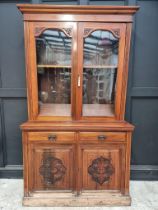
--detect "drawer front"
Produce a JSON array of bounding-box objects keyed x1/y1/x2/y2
[
  {"x1": 79, "y1": 132, "x2": 126, "y2": 142},
  {"x1": 28, "y1": 132, "x2": 75, "y2": 143}
]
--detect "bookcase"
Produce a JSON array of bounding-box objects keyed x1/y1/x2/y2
[{"x1": 18, "y1": 4, "x2": 139, "y2": 206}]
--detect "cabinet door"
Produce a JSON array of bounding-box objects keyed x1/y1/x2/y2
[
  {"x1": 26, "y1": 22, "x2": 77, "y2": 121},
  {"x1": 79, "y1": 144, "x2": 125, "y2": 192},
  {"x1": 76, "y1": 22, "x2": 127, "y2": 121},
  {"x1": 28, "y1": 140, "x2": 75, "y2": 192}
]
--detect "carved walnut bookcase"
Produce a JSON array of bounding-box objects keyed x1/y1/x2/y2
[{"x1": 17, "y1": 4, "x2": 139, "y2": 206}]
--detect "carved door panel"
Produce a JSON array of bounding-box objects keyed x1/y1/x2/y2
[
  {"x1": 28, "y1": 142, "x2": 75, "y2": 192},
  {"x1": 79, "y1": 144, "x2": 125, "y2": 191}
]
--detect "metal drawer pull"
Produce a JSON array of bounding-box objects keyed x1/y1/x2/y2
[
  {"x1": 98, "y1": 135, "x2": 106, "y2": 140},
  {"x1": 48, "y1": 134, "x2": 57, "y2": 142}
]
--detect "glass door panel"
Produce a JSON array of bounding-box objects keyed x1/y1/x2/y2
[
  {"x1": 36, "y1": 29, "x2": 72, "y2": 116},
  {"x1": 82, "y1": 30, "x2": 118, "y2": 117}
]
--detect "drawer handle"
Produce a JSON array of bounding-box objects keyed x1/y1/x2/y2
[
  {"x1": 48, "y1": 135, "x2": 57, "y2": 142},
  {"x1": 98, "y1": 135, "x2": 106, "y2": 140}
]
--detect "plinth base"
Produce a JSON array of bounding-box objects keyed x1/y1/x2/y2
[{"x1": 23, "y1": 191, "x2": 131, "y2": 207}]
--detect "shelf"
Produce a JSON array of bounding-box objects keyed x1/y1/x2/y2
[
  {"x1": 83, "y1": 65, "x2": 117, "y2": 69},
  {"x1": 83, "y1": 104, "x2": 114, "y2": 117},
  {"x1": 37, "y1": 65, "x2": 117, "y2": 69},
  {"x1": 39, "y1": 103, "x2": 71, "y2": 116},
  {"x1": 37, "y1": 65, "x2": 71, "y2": 68},
  {"x1": 39, "y1": 103, "x2": 114, "y2": 117}
]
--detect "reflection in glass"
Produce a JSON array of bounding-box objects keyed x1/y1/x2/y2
[
  {"x1": 83, "y1": 30, "x2": 118, "y2": 117},
  {"x1": 36, "y1": 29, "x2": 72, "y2": 116},
  {"x1": 36, "y1": 29, "x2": 71, "y2": 66}
]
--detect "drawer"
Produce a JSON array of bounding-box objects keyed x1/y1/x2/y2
[
  {"x1": 79, "y1": 132, "x2": 126, "y2": 142},
  {"x1": 28, "y1": 132, "x2": 75, "y2": 143}
]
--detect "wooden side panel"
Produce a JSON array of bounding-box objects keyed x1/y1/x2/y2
[
  {"x1": 28, "y1": 142, "x2": 75, "y2": 192},
  {"x1": 22, "y1": 132, "x2": 29, "y2": 196},
  {"x1": 119, "y1": 23, "x2": 132, "y2": 119},
  {"x1": 124, "y1": 131, "x2": 132, "y2": 195}
]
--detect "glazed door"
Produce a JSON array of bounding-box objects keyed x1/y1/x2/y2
[
  {"x1": 26, "y1": 22, "x2": 77, "y2": 121},
  {"x1": 76, "y1": 23, "x2": 126, "y2": 121}
]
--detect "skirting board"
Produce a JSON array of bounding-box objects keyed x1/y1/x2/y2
[{"x1": 23, "y1": 191, "x2": 131, "y2": 207}]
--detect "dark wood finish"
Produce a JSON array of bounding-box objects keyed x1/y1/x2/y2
[{"x1": 18, "y1": 4, "x2": 138, "y2": 206}]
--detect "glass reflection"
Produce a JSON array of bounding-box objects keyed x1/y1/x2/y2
[{"x1": 36, "y1": 29, "x2": 71, "y2": 66}]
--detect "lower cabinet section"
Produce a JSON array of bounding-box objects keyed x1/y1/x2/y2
[{"x1": 23, "y1": 130, "x2": 131, "y2": 206}]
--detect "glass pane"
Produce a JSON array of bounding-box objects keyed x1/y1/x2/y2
[
  {"x1": 83, "y1": 30, "x2": 118, "y2": 117},
  {"x1": 36, "y1": 29, "x2": 72, "y2": 116}
]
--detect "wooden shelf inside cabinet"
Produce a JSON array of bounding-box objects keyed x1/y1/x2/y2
[
  {"x1": 83, "y1": 65, "x2": 117, "y2": 69},
  {"x1": 37, "y1": 65, "x2": 117, "y2": 69},
  {"x1": 38, "y1": 103, "x2": 114, "y2": 117},
  {"x1": 37, "y1": 65, "x2": 71, "y2": 68},
  {"x1": 39, "y1": 104, "x2": 71, "y2": 116},
  {"x1": 83, "y1": 104, "x2": 114, "y2": 117}
]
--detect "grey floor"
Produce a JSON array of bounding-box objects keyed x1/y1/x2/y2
[{"x1": 0, "y1": 179, "x2": 158, "y2": 210}]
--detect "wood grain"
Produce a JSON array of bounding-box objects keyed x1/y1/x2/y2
[
  {"x1": 17, "y1": 4, "x2": 139, "y2": 15},
  {"x1": 21, "y1": 121, "x2": 134, "y2": 132},
  {"x1": 29, "y1": 143, "x2": 75, "y2": 191},
  {"x1": 83, "y1": 104, "x2": 114, "y2": 117},
  {"x1": 79, "y1": 132, "x2": 126, "y2": 142},
  {"x1": 39, "y1": 104, "x2": 71, "y2": 117},
  {"x1": 23, "y1": 191, "x2": 131, "y2": 206},
  {"x1": 80, "y1": 144, "x2": 123, "y2": 190},
  {"x1": 28, "y1": 131, "x2": 75, "y2": 142},
  {"x1": 22, "y1": 132, "x2": 29, "y2": 196}
]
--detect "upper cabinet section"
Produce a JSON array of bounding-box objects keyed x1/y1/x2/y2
[{"x1": 17, "y1": 5, "x2": 139, "y2": 121}]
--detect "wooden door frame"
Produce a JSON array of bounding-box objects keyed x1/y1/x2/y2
[{"x1": 25, "y1": 21, "x2": 77, "y2": 121}]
